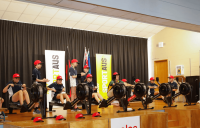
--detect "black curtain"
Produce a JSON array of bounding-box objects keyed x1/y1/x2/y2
[{"x1": 0, "y1": 20, "x2": 148, "y2": 107}]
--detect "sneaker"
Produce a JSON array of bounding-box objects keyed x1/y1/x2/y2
[
  {"x1": 76, "y1": 107, "x2": 82, "y2": 111},
  {"x1": 71, "y1": 108, "x2": 77, "y2": 112},
  {"x1": 33, "y1": 109, "x2": 41, "y2": 114}
]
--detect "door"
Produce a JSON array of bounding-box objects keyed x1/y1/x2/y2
[{"x1": 154, "y1": 59, "x2": 168, "y2": 87}]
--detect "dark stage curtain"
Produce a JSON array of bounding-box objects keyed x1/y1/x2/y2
[{"x1": 0, "y1": 20, "x2": 148, "y2": 107}]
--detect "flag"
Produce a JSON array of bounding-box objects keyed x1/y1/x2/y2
[
  {"x1": 66, "y1": 46, "x2": 71, "y2": 94},
  {"x1": 83, "y1": 47, "x2": 88, "y2": 67},
  {"x1": 88, "y1": 49, "x2": 91, "y2": 74}
]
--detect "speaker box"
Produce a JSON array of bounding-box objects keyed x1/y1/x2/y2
[{"x1": 185, "y1": 76, "x2": 200, "y2": 103}]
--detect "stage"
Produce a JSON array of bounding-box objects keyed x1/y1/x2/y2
[{"x1": 2, "y1": 100, "x2": 200, "y2": 128}]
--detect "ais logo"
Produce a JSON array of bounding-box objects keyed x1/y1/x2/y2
[{"x1": 122, "y1": 125, "x2": 137, "y2": 128}]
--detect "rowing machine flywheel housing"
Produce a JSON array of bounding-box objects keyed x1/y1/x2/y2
[
  {"x1": 76, "y1": 83, "x2": 90, "y2": 100},
  {"x1": 134, "y1": 83, "x2": 147, "y2": 98},
  {"x1": 113, "y1": 83, "x2": 126, "y2": 99},
  {"x1": 179, "y1": 82, "x2": 191, "y2": 95},
  {"x1": 30, "y1": 82, "x2": 46, "y2": 102},
  {"x1": 159, "y1": 83, "x2": 171, "y2": 96}
]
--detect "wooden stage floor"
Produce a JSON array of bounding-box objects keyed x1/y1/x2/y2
[{"x1": 2, "y1": 100, "x2": 200, "y2": 128}]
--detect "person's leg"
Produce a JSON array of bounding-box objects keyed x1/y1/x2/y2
[
  {"x1": 0, "y1": 98, "x2": 4, "y2": 108},
  {"x1": 97, "y1": 92, "x2": 103, "y2": 101},
  {"x1": 92, "y1": 93, "x2": 100, "y2": 103},
  {"x1": 56, "y1": 94, "x2": 64, "y2": 104},
  {"x1": 63, "y1": 93, "x2": 70, "y2": 102},
  {"x1": 71, "y1": 87, "x2": 77, "y2": 108},
  {"x1": 12, "y1": 90, "x2": 23, "y2": 105},
  {"x1": 22, "y1": 90, "x2": 30, "y2": 104}
]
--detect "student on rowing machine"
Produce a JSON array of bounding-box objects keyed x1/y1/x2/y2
[
  {"x1": 107, "y1": 72, "x2": 124, "y2": 106},
  {"x1": 148, "y1": 77, "x2": 159, "y2": 96},
  {"x1": 3, "y1": 73, "x2": 30, "y2": 107},
  {"x1": 85, "y1": 74, "x2": 104, "y2": 104},
  {"x1": 47, "y1": 75, "x2": 70, "y2": 104}
]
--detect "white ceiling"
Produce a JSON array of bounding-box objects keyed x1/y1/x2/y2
[{"x1": 0, "y1": 0, "x2": 165, "y2": 38}]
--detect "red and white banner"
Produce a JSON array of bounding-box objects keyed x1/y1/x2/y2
[{"x1": 111, "y1": 116, "x2": 140, "y2": 128}]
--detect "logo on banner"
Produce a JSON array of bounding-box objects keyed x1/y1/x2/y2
[
  {"x1": 52, "y1": 55, "x2": 59, "y2": 83},
  {"x1": 101, "y1": 58, "x2": 108, "y2": 93},
  {"x1": 96, "y1": 54, "x2": 112, "y2": 99},
  {"x1": 111, "y1": 116, "x2": 140, "y2": 128}
]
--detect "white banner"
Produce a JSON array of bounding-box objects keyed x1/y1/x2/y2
[
  {"x1": 111, "y1": 116, "x2": 140, "y2": 128},
  {"x1": 45, "y1": 50, "x2": 65, "y2": 108}
]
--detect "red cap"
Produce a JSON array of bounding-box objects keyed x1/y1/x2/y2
[
  {"x1": 86, "y1": 74, "x2": 93, "y2": 78},
  {"x1": 13, "y1": 73, "x2": 20, "y2": 78},
  {"x1": 33, "y1": 117, "x2": 44, "y2": 122},
  {"x1": 34, "y1": 60, "x2": 42, "y2": 66},
  {"x1": 57, "y1": 75, "x2": 63, "y2": 80},
  {"x1": 168, "y1": 75, "x2": 174, "y2": 79},
  {"x1": 92, "y1": 112, "x2": 101, "y2": 117},
  {"x1": 150, "y1": 77, "x2": 155, "y2": 81},
  {"x1": 71, "y1": 59, "x2": 79, "y2": 64},
  {"x1": 113, "y1": 72, "x2": 119, "y2": 75},
  {"x1": 56, "y1": 115, "x2": 66, "y2": 120},
  {"x1": 83, "y1": 65, "x2": 89, "y2": 69},
  {"x1": 135, "y1": 79, "x2": 140, "y2": 82},
  {"x1": 121, "y1": 79, "x2": 127, "y2": 82},
  {"x1": 75, "y1": 113, "x2": 85, "y2": 119}
]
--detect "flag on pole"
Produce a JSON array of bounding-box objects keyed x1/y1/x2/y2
[
  {"x1": 88, "y1": 49, "x2": 91, "y2": 74},
  {"x1": 83, "y1": 47, "x2": 88, "y2": 67},
  {"x1": 66, "y1": 46, "x2": 71, "y2": 94}
]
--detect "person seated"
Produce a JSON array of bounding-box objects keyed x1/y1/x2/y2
[
  {"x1": 81, "y1": 65, "x2": 90, "y2": 83},
  {"x1": 86, "y1": 74, "x2": 104, "y2": 104},
  {"x1": 107, "y1": 72, "x2": 124, "y2": 106},
  {"x1": 0, "y1": 97, "x2": 4, "y2": 108},
  {"x1": 148, "y1": 77, "x2": 159, "y2": 96},
  {"x1": 121, "y1": 79, "x2": 135, "y2": 99},
  {"x1": 3, "y1": 73, "x2": 30, "y2": 107},
  {"x1": 47, "y1": 75, "x2": 70, "y2": 104}
]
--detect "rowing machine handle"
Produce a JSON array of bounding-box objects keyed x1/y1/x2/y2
[{"x1": 156, "y1": 77, "x2": 161, "y2": 85}]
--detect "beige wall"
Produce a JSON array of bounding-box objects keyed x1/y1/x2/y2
[{"x1": 148, "y1": 27, "x2": 200, "y2": 78}]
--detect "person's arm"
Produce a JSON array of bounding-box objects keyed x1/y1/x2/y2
[
  {"x1": 36, "y1": 78, "x2": 50, "y2": 82},
  {"x1": 47, "y1": 87, "x2": 56, "y2": 92},
  {"x1": 47, "y1": 84, "x2": 56, "y2": 92},
  {"x1": 62, "y1": 88, "x2": 65, "y2": 92},
  {"x1": 172, "y1": 83, "x2": 178, "y2": 91},
  {"x1": 3, "y1": 83, "x2": 14, "y2": 93}
]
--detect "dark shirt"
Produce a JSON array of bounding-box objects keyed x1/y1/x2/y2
[
  {"x1": 86, "y1": 81, "x2": 95, "y2": 92},
  {"x1": 48, "y1": 82, "x2": 64, "y2": 97},
  {"x1": 148, "y1": 83, "x2": 158, "y2": 93},
  {"x1": 32, "y1": 68, "x2": 41, "y2": 82},
  {"x1": 108, "y1": 80, "x2": 124, "y2": 92},
  {"x1": 168, "y1": 82, "x2": 178, "y2": 96},
  {"x1": 81, "y1": 71, "x2": 89, "y2": 83},
  {"x1": 7, "y1": 81, "x2": 23, "y2": 98},
  {"x1": 69, "y1": 67, "x2": 78, "y2": 85}
]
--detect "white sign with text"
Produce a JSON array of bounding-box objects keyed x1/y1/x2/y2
[{"x1": 111, "y1": 116, "x2": 140, "y2": 128}]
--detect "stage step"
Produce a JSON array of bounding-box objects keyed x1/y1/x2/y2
[
  {"x1": 168, "y1": 120, "x2": 179, "y2": 127},
  {"x1": 169, "y1": 126, "x2": 187, "y2": 128},
  {"x1": 168, "y1": 114, "x2": 172, "y2": 120}
]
